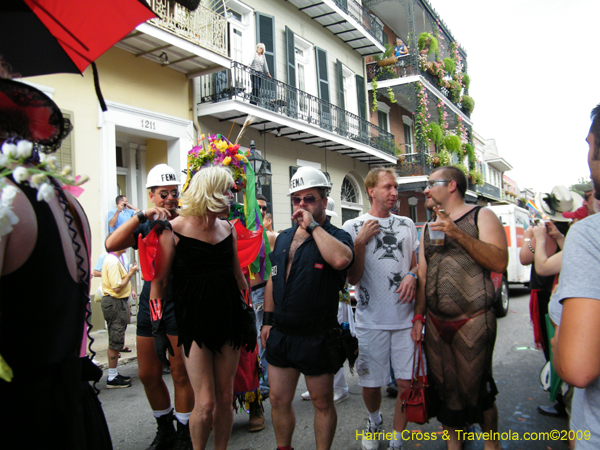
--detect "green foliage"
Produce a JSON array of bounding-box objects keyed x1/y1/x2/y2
[
  {"x1": 387, "y1": 87, "x2": 396, "y2": 104},
  {"x1": 469, "y1": 169, "x2": 484, "y2": 186},
  {"x1": 371, "y1": 79, "x2": 378, "y2": 112},
  {"x1": 443, "y1": 58, "x2": 455, "y2": 75},
  {"x1": 444, "y1": 135, "x2": 462, "y2": 154},
  {"x1": 427, "y1": 123, "x2": 444, "y2": 145},
  {"x1": 418, "y1": 32, "x2": 438, "y2": 58},
  {"x1": 435, "y1": 149, "x2": 451, "y2": 166},
  {"x1": 461, "y1": 95, "x2": 475, "y2": 115},
  {"x1": 462, "y1": 73, "x2": 470, "y2": 90},
  {"x1": 455, "y1": 163, "x2": 468, "y2": 175},
  {"x1": 447, "y1": 80, "x2": 462, "y2": 103},
  {"x1": 373, "y1": 43, "x2": 394, "y2": 62},
  {"x1": 464, "y1": 143, "x2": 476, "y2": 170}
]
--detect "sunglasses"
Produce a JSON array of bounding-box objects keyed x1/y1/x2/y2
[
  {"x1": 259, "y1": 206, "x2": 268, "y2": 212},
  {"x1": 158, "y1": 189, "x2": 179, "y2": 199},
  {"x1": 291, "y1": 195, "x2": 321, "y2": 205},
  {"x1": 585, "y1": 193, "x2": 592, "y2": 201},
  {"x1": 425, "y1": 180, "x2": 450, "y2": 189}
]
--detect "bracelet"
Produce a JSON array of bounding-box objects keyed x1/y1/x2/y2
[
  {"x1": 412, "y1": 314, "x2": 425, "y2": 324},
  {"x1": 136, "y1": 210, "x2": 148, "y2": 224},
  {"x1": 524, "y1": 238, "x2": 531, "y2": 242},
  {"x1": 407, "y1": 271, "x2": 417, "y2": 280},
  {"x1": 528, "y1": 242, "x2": 535, "y2": 254},
  {"x1": 263, "y1": 311, "x2": 275, "y2": 327}
]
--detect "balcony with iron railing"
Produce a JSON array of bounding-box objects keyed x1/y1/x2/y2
[
  {"x1": 198, "y1": 62, "x2": 396, "y2": 156},
  {"x1": 396, "y1": 152, "x2": 434, "y2": 177},
  {"x1": 146, "y1": 0, "x2": 228, "y2": 57},
  {"x1": 473, "y1": 182, "x2": 501, "y2": 200},
  {"x1": 332, "y1": 0, "x2": 384, "y2": 45}
]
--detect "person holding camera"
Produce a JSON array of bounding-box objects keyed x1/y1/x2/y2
[{"x1": 109, "y1": 195, "x2": 140, "y2": 233}]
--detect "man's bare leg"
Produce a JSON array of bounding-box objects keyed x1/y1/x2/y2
[
  {"x1": 167, "y1": 335, "x2": 194, "y2": 414},
  {"x1": 442, "y1": 425, "x2": 463, "y2": 450},
  {"x1": 137, "y1": 336, "x2": 171, "y2": 409},
  {"x1": 306, "y1": 373, "x2": 336, "y2": 450},
  {"x1": 362, "y1": 386, "x2": 382, "y2": 413},
  {"x1": 392, "y1": 379, "x2": 411, "y2": 438},
  {"x1": 269, "y1": 365, "x2": 301, "y2": 447},
  {"x1": 481, "y1": 403, "x2": 501, "y2": 450}
]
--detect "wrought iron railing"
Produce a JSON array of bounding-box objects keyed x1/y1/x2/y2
[
  {"x1": 333, "y1": 0, "x2": 384, "y2": 45},
  {"x1": 396, "y1": 152, "x2": 433, "y2": 176},
  {"x1": 198, "y1": 62, "x2": 396, "y2": 156},
  {"x1": 147, "y1": 0, "x2": 228, "y2": 56},
  {"x1": 474, "y1": 182, "x2": 501, "y2": 199}
]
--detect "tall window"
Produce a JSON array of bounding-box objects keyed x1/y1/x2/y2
[
  {"x1": 378, "y1": 110, "x2": 389, "y2": 133},
  {"x1": 341, "y1": 175, "x2": 363, "y2": 223},
  {"x1": 403, "y1": 123, "x2": 413, "y2": 153}
]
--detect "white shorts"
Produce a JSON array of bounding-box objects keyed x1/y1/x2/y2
[{"x1": 355, "y1": 327, "x2": 415, "y2": 387}]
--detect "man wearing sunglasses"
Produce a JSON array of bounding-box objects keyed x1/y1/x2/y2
[
  {"x1": 260, "y1": 166, "x2": 354, "y2": 450},
  {"x1": 106, "y1": 164, "x2": 194, "y2": 450}
]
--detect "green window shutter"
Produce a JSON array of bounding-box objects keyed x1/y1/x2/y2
[
  {"x1": 336, "y1": 59, "x2": 345, "y2": 110},
  {"x1": 315, "y1": 47, "x2": 329, "y2": 103},
  {"x1": 356, "y1": 75, "x2": 366, "y2": 120},
  {"x1": 285, "y1": 26, "x2": 295, "y2": 86},
  {"x1": 256, "y1": 12, "x2": 276, "y2": 80}
]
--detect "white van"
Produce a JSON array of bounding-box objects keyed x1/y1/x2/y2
[{"x1": 488, "y1": 203, "x2": 531, "y2": 298}]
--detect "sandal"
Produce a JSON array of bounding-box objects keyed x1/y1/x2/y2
[{"x1": 121, "y1": 347, "x2": 132, "y2": 353}]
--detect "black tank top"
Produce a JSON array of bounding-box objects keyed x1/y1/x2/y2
[{"x1": 0, "y1": 181, "x2": 87, "y2": 380}]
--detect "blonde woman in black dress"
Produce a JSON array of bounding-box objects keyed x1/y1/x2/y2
[{"x1": 150, "y1": 166, "x2": 248, "y2": 450}]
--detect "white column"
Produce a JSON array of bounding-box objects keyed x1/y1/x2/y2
[
  {"x1": 137, "y1": 145, "x2": 148, "y2": 210},
  {"x1": 127, "y1": 143, "x2": 138, "y2": 210}
]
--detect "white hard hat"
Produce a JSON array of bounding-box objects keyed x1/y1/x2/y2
[
  {"x1": 146, "y1": 164, "x2": 182, "y2": 188},
  {"x1": 289, "y1": 166, "x2": 331, "y2": 195},
  {"x1": 325, "y1": 197, "x2": 339, "y2": 218}
]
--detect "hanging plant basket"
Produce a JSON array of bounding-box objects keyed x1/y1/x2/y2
[{"x1": 377, "y1": 56, "x2": 398, "y2": 67}]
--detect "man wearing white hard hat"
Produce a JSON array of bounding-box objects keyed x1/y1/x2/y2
[
  {"x1": 106, "y1": 164, "x2": 194, "y2": 450},
  {"x1": 260, "y1": 167, "x2": 354, "y2": 450},
  {"x1": 301, "y1": 197, "x2": 354, "y2": 405}
]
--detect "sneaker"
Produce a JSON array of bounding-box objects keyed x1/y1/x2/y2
[
  {"x1": 386, "y1": 384, "x2": 398, "y2": 397},
  {"x1": 119, "y1": 374, "x2": 131, "y2": 382},
  {"x1": 361, "y1": 414, "x2": 383, "y2": 450},
  {"x1": 301, "y1": 390, "x2": 311, "y2": 400},
  {"x1": 173, "y1": 420, "x2": 192, "y2": 450},
  {"x1": 333, "y1": 390, "x2": 349, "y2": 404},
  {"x1": 147, "y1": 411, "x2": 176, "y2": 450},
  {"x1": 106, "y1": 374, "x2": 132, "y2": 389}
]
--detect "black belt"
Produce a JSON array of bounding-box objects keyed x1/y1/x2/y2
[{"x1": 251, "y1": 281, "x2": 267, "y2": 292}]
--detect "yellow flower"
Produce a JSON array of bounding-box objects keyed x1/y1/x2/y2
[
  {"x1": 223, "y1": 156, "x2": 232, "y2": 166},
  {"x1": 234, "y1": 154, "x2": 243, "y2": 161}
]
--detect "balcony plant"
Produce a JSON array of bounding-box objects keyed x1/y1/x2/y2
[
  {"x1": 462, "y1": 73, "x2": 470, "y2": 91},
  {"x1": 427, "y1": 123, "x2": 444, "y2": 145},
  {"x1": 469, "y1": 168, "x2": 484, "y2": 186},
  {"x1": 418, "y1": 32, "x2": 438, "y2": 58},
  {"x1": 464, "y1": 143, "x2": 476, "y2": 170},
  {"x1": 374, "y1": 44, "x2": 397, "y2": 67},
  {"x1": 433, "y1": 149, "x2": 451, "y2": 167},
  {"x1": 443, "y1": 58, "x2": 455, "y2": 76},
  {"x1": 455, "y1": 163, "x2": 468, "y2": 175},
  {"x1": 461, "y1": 95, "x2": 475, "y2": 115},
  {"x1": 444, "y1": 135, "x2": 462, "y2": 155}
]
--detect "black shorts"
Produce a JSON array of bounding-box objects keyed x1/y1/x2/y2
[
  {"x1": 266, "y1": 327, "x2": 337, "y2": 376},
  {"x1": 137, "y1": 296, "x2": 178, "y2": 337}
]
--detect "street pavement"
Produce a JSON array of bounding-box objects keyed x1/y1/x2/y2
[{"x1": 94, "y1": 287, "x2": 571, "y2": 449}]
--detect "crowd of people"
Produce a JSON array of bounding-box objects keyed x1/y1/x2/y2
[{"x1": 2, "y1": 62, "x2": 600, "y2": 450}]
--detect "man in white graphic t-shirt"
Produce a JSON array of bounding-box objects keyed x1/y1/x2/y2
[{"x1": 343, "y1": 168, "x2": 420, "y2": 450}]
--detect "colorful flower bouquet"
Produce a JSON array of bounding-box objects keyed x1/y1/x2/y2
[{"x1": 184, "y1": 133, "x2": 251, "y2": 192}]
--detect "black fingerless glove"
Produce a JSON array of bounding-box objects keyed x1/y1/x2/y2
[{"x1": 150, "y1": 298, "x2": 174, "y2": 367}]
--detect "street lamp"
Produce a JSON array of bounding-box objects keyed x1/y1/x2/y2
[{"x1": 248, "y1": 140, "x2": 272, "y2": 189}]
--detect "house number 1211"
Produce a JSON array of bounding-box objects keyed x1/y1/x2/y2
[{"x1": 141, "y1": 119, "x2": 156, "y2": 130}]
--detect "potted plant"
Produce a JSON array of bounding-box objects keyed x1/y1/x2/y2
[
  {"x1": 461, "y1": 95, "x2": 475, "y2": 115},
  {"x1": 417, "y1": 32, "x2": 438, "y2": 58},
  {"x1": 427, "y1": 123, "x2": 444, "y2": 146},
  {"x1": 469, "y1": 168, "x2": 484, "y2": 186},
  {"x1": 444, "y1": 135, "x2": 462, "y2": 154},
  {"x1": 443, "y1": 57, "x2": 455, "y2": 76},
  {"x1": 375, "y1": 44, "x2": 397, "y2": 67},
  {"x1": 434, "y1": 149, "x2": 451, "y2": 166}
]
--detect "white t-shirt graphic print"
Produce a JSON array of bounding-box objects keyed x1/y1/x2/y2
[{"x1": 343, "y1": 213, "x2": 419, "y2": 330}]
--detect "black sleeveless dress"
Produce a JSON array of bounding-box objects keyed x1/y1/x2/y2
[
  {"x1": 0, "y1": 180, "x2": 112, "y2": 449},
  {"x1": 172, "y1": 224, "x2": 245, "y2": 357}
]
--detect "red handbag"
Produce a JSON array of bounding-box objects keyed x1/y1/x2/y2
[{"x1": 400, "y1": 341, "x2": 429, "y2": 424}]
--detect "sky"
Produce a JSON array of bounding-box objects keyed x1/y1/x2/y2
[{"x1": 429, "y1": 0, "x2": 600, "y2": 194}]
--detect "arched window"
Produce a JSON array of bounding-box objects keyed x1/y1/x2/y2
[{"x1": 341, "y1": 174, "x2": 363, "y2": 223}]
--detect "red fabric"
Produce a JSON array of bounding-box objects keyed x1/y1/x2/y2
[
  {"x1": 23, "y1": 0, "x2": 156, "y2": 74},
  {"x1": 233, "y1": 220, "x2": 264, "y2": 269},
  {"x1": 234, "y1": 344, "x2": 260, "y2": 395},
  {"x1": 530, "y1": 289, "x2": 543, "y2": 351},
  {"x1": 138, "y1": 226, "x2": 159, "y2": 282},
  {"x1": 428, "y1": 314, "x2": 471, "y2": 345}
]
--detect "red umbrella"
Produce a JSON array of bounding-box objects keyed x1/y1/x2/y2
[{"x1": 0, "y1": 0, "x2": 156, "y2": 77}]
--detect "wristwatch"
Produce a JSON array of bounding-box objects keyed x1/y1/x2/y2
[
  {"x1": 306, "y1": 221, "x2": 320, "y2": 235},
  {"x1": 136, "y1": 210, "x2": 148, "y2": 224}
]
